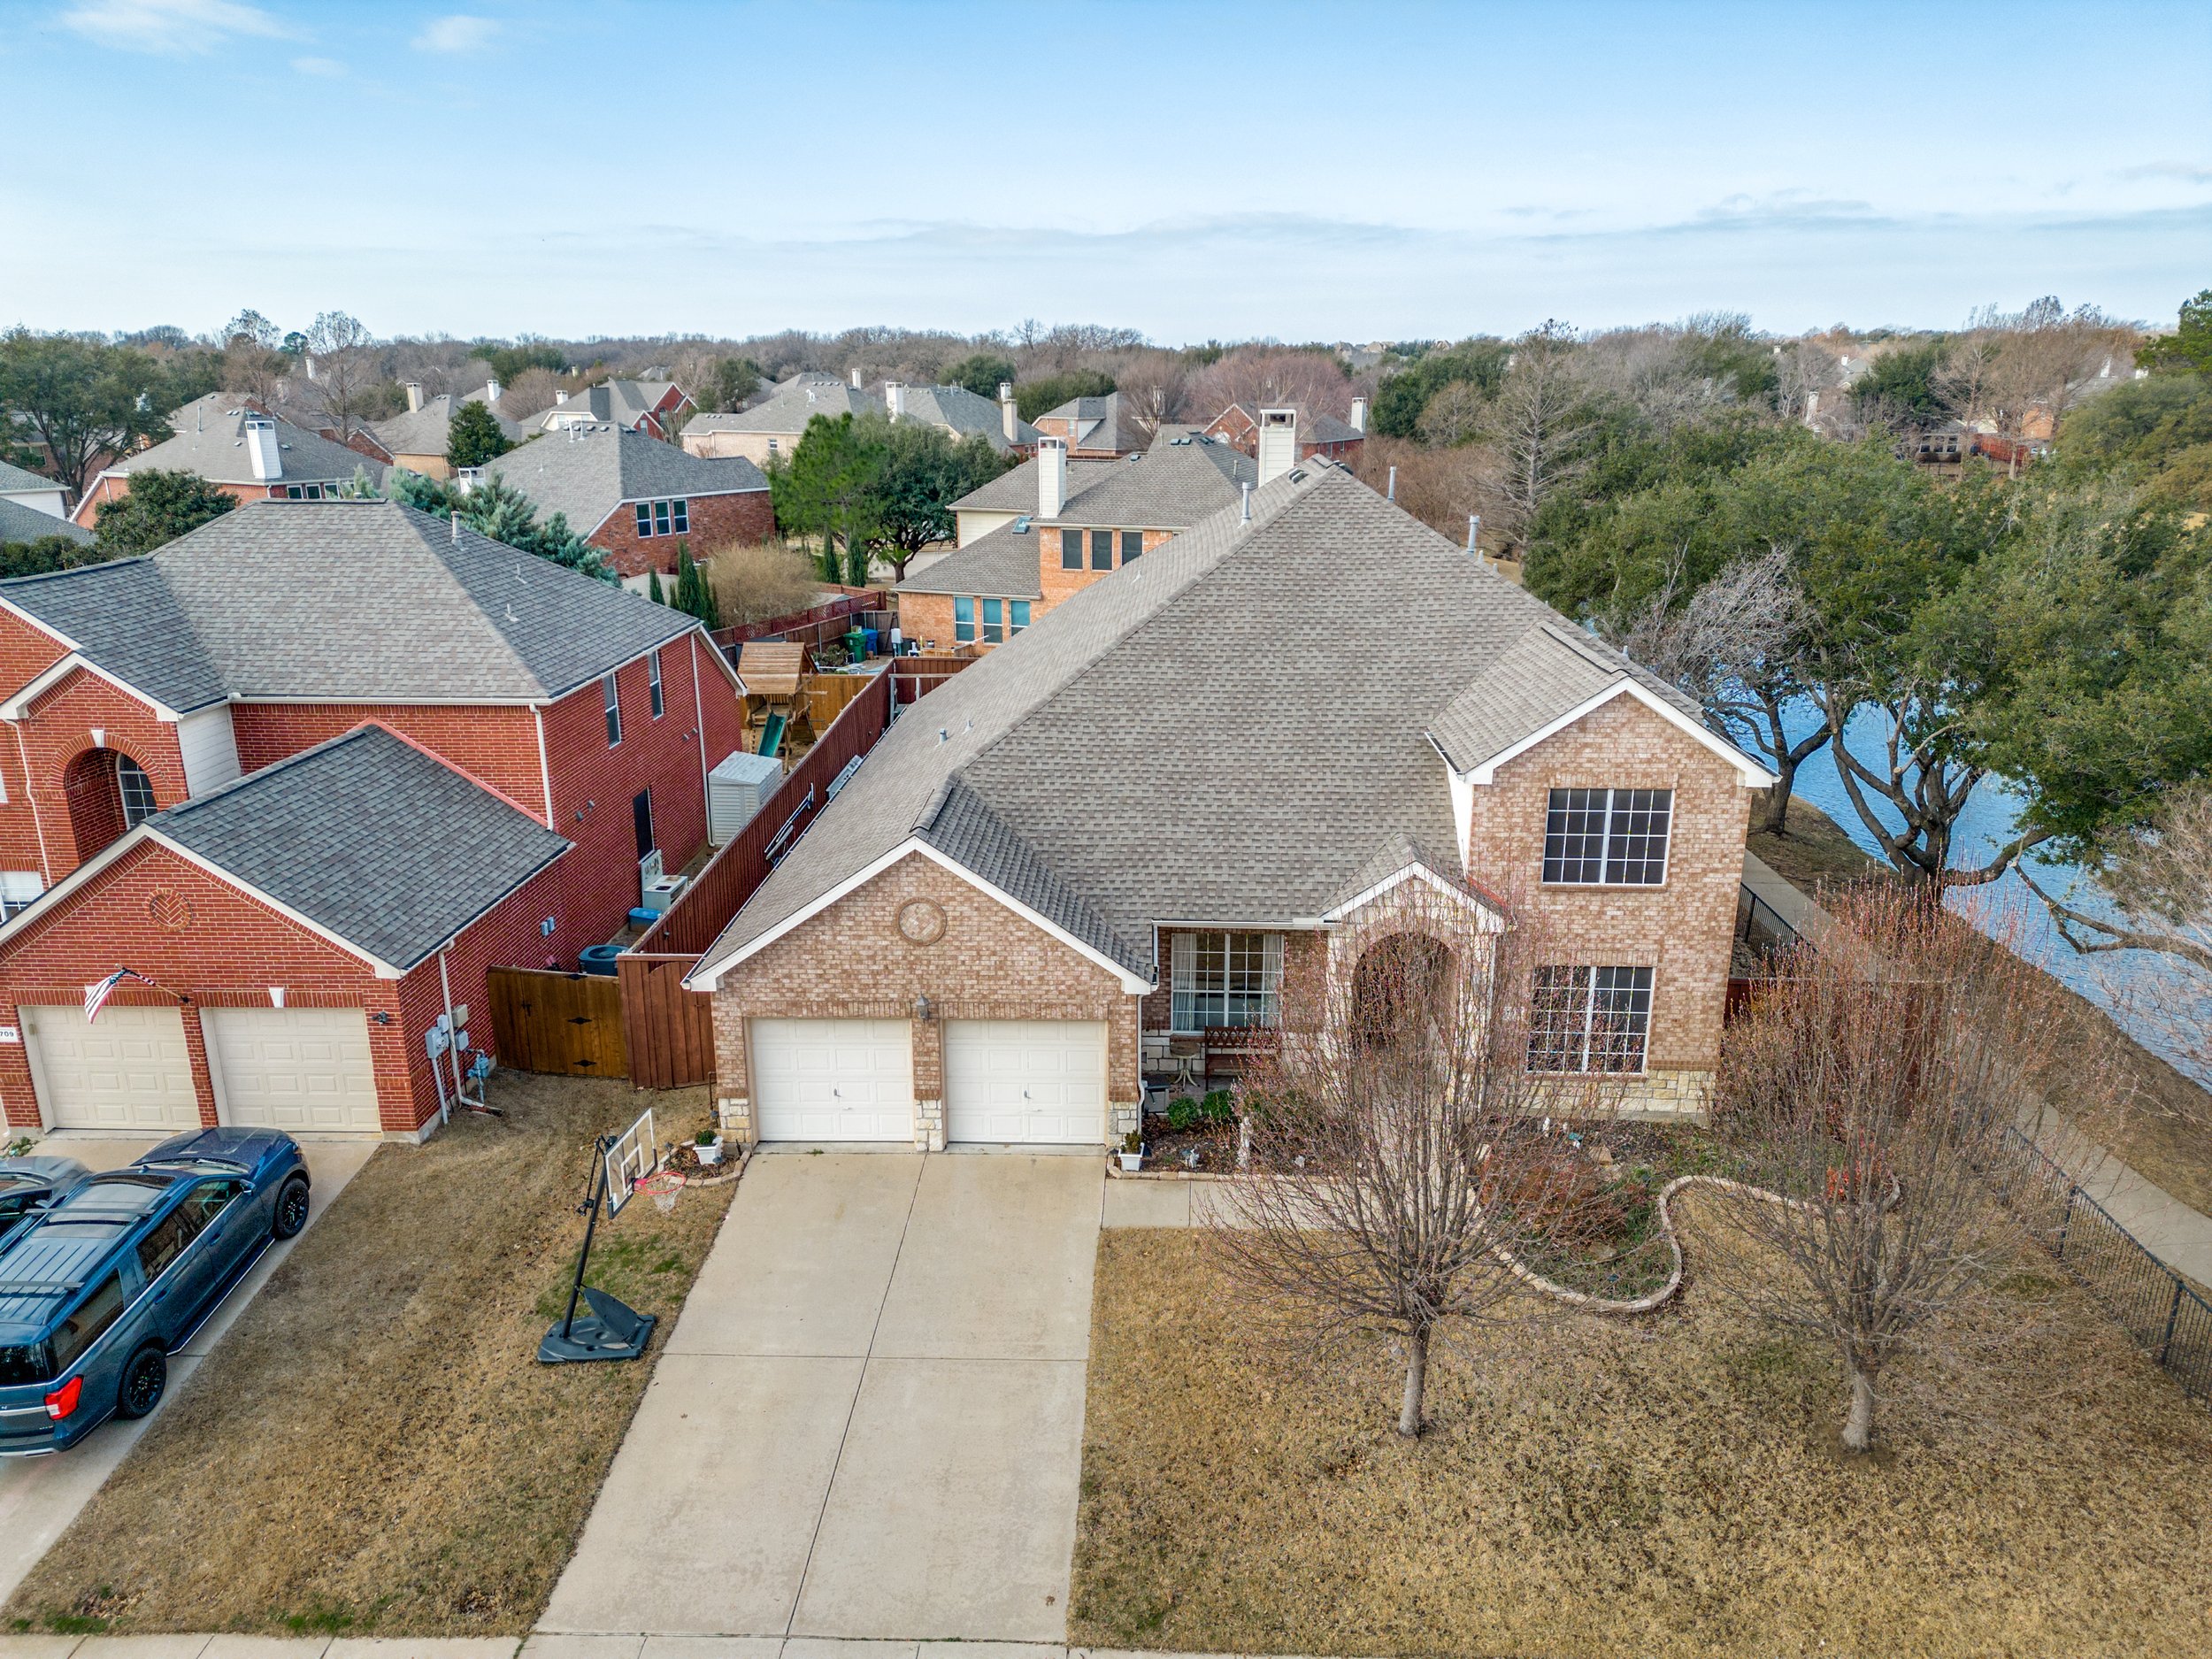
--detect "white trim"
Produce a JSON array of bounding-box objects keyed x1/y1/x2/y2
[
  {"x1": 685, "y1": 837, "x2": 1155, "y2": 995},
  {"x1": 1461, "y1": 680, "x2": 1777, "y2": 787},
  {"x1": 9, "y1": 720, "x2": 50, "y2": 885},
  {"x1": 689, "y1": 634, "x2": 710, "y2": 816},
  {"x1": 0, "y1": 651, "x2": 185, "y2": 721},
  {"x1": 534, "y1": 704, "x2": 556, "y2": 827},
  {"x1": 1319, "y1": 862, "x2": 1507, "y2": 928}
]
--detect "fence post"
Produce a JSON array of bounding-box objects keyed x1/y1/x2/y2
[
  {"x1": 2160, "y1": 1278, "x2": 2185, "y2": 1366},
  {"x1": 2055, "y1": 1184, "x2": 2078, "y2": 1261}
]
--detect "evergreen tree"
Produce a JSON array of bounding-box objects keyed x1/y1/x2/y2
[
  {"x1": 93, "y1": 468, "x2": 236, "y2": 555},
  {"x1": 649, "y1": 569, "x2": 665, "y2": 605},
  {"x1": 445, "y1": 399, "x2": 513, "y2": 469}
]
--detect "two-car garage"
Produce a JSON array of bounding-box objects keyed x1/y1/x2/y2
[{"x1": 749, "y1": 1017, "x2": 1107, "y2": 1146}]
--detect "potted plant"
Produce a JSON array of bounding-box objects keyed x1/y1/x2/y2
[
  {"x1": 1118, "y1": 1129, "x2": 1144, "y2": 1173},
  {"x1": 695, "y1": 1126, "x2": 724, "y2": 1167}
]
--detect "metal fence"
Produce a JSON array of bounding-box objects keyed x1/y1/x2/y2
[{"x1": 1990, "y1": 1126, "x2": 2212, "y2": 1402}]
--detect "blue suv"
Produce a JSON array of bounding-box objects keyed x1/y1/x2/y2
[{"x1": 0, "y1": 1128, "x2": 309, "y2": 1455}]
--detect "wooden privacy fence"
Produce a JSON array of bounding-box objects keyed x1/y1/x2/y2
[
  {"x1": 489, "y1": 966, "x2": 627, "y2": 1078},
  {"x1": 618, "y1": 665, "x2": 895, "y2": 1088},
  {"x1": 713, "y1": 588, "x2": 887, "y2": 654},
  {"x1": 891, "y1": 652, "x2": 976, "y2": 705}
]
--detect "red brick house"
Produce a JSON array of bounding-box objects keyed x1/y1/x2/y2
[
  {"x1": 691, "y1": 461, "x2": 1773, "y2": 1150},
  {"x1": 73, "y1": 395, "x2": 388, "y2": 527},
  {"x1": 1029, "y1": 392, "x2": 1143, "y2": 458},
  {"x1": 480, "y1": 425, "x2": 772, "y2": 586},
  {"x1": 534, "y1": 380, "x2": 692, "y2": 442},
  {"x1": 0, "y1": 499, "x2": 748, "y2": 1140},
  {"x1": 1202, "y1": 398, "x2": 1366, "y2": 465}
]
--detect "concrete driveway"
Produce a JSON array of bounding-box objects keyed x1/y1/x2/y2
[
  {"x1": 541, "y1": 1149, "x2": 1102, "y2": 1645},
  {"x1": 0, "y1": 1134, "x2": 375, "y2": 1605}
]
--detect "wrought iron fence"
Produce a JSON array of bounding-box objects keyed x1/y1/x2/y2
[{"x1": 1991, "y1": 1126, "x2": 2212, "y2": 1402}]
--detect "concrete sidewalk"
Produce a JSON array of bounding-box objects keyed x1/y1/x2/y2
[
  {"x1": 539, "y1": 1151, "x2": 1101, "y2": 1646},
  {"x1": 0, "y1": 1636, "x2": 1334, "y2": 1659}
]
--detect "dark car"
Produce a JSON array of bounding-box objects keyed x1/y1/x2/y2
[
  {"x1": 0, "y1": 1128, "x2": 309, "y2": 1455},
  {"x1": 0, "y1": 1156, "x2": 91, "y2": 1256}
]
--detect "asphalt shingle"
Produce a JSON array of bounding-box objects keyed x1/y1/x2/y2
[
  {"x1": 0, "y1": 498, "x2": 92, "y2": 545},
  {"x1": 107, "y1": 395, "x2": 388, "y2": 491},
  {"x1": 481, "y1": 426, "x2": 765, "y2": 539}
]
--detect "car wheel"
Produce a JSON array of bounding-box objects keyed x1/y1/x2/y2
[
  {"x1": 272, "y1": 1174, "x2": 311, "y2": 1240},
  {"x1": 116, "y1": 1345, "x2": 167, "y2": 1419}
]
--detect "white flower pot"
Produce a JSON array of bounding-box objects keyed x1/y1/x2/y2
[
  {"x1": 1118, "y1": 1151, "x2": 1143, "y2": 1172},
  {"x1": 695, "y1": 1141, "x2": 724, "y2": 1166}
]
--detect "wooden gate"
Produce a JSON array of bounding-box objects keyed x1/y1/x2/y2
[{"x1": 488, "y1": 967, "x2": 628, "y2": 1078}]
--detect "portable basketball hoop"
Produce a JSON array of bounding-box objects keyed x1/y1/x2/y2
[
  {"x1": 634, "y1": 1168, "x2": 686, "y2": 1214},
  {"x1": 538, "y1": 1106, "x2": 662, "y2": 1365}
]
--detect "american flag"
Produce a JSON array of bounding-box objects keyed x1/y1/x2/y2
[{"x1": 84, "y1": 968, "x2": 149, "y2": 1023}]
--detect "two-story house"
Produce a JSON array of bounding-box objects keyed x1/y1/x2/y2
[
  {"x1": 0, "y1": 499, "x2": 747, "y2": 1141},
  {"x1": 480, "y1": 424, "x2": 772, "y2": 588},
  {"x1": 894, "y1": 426, "x2": 1261, "y2": 651},
  {"x1": 533, "y1": 379, "x2": 693, "y2": 441},
  {"x1": 1030, "y1": 392, "x2": 1143, "y2": 458},
  {"x1": 682, "y1": 376, "x2": 1038, "y2": 465},
  {"x1": 1202, "y1": 397, "x2": 1367, "y2": 465},
  {"x1": 688, "y1": 459, "x2": 1772, "y2": 1149},
  {"x1": 73, "y1": 395, "x2": 388, "y2": 527},
  {"x1": 372, "y1": 380, "x2": 527, "y2": 480}
]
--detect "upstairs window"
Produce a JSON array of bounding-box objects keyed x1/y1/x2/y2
[
  {"x1": 0, "y1": 872, "x2": 42, "y2": 919},
  {"x1": 1060, "y1": 528, "x2": 1084, "y2": 570},
  {"x1": 1120, "y1": 530, "x2": 1143, "y2": 564},
  {"x1": 1529, "y1": 965, "x2": 1653, "y2": 1074},
  {"x1": 672, "y1": 499, "x2": 689, "y2": 534},
  {"x1": 1541, "y1": 787, "x2": 1671, "y2": 885},
  {"x1": 649, "y1": 649, "x2": 664, "y2": 718},
  {"x1": 654, "y1": 501, "x2": 672, "y2": 536},
  {"x1": 603, "y1": 672, "x2": 622, "y2": 746},
  {"x1": 117, "y1": 757, "x2": 157, "y2": 830},
  {"x1": 634, "y1": 502, "x2": 653, "y2": 537},
  {"x1": 954, "y1": 596, "x2": 976, "y2": 642},
  {"x1": 1090, "y1": 528, "x2": 1113, "y2": 570},
  {"x1": 981, "y1": 598, "x2": 1004, "y2": 643},
  {"x1": 633, "y1": 499, "x2": 689, "y2": 538},
  {"x1": 1171, "y1": 931, "x2": 1283, "y2": 1032},
  {"x1": 1010, "y1": 601, "x2": 1031, "y2": 634}
]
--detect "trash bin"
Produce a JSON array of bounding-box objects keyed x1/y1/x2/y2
[
  {"x1": 862, "y1": 626, "x2": 879, "y2": 657},
  {"x1": 844, "y1": 625, "x2": 867, "y2": 664}
]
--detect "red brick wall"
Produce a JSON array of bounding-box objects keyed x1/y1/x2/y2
[
  {"x1": 897, "y1": 526, "x2": 1173, "y2": 651},
  {"x1": 0, "y1": 657, "x2": 188, "y2": 881},
  {"x1": 231, "y1": 703, "x2": 547, "y2": 818},
  {"x1": 72, "y1": 474, "x2": 312, "y2": 529},
  {"x1": 585, "y1": 491, "x2": 773, "y2": 580}
]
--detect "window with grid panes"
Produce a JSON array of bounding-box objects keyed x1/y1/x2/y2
[
  {"x1": 1541, "y1": 787, "x2": 1671, "y2": 885},
  {"x1": 1527, "y1": 965, "x2": 1653, "y2": 1073},
  {"x1": 981, "y1": 598, "x2": 1003, "y2": 642},
  {"x1": 954, "y1": 596, "x2": 976, "y2": 642},
  {"x1": 1171, "y1": 932, "x2": 1283, "y2": 1031}
]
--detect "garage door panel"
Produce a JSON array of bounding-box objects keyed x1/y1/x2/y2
[
  {"x1": 752, "y1": 1018, "x2": 912, "y2": 1142},
  {"x1": 206, "y1": 1007, "x2": 380, "y2": 1134},
  {"x1": 946, "y1": 1020, "x2": 1106, "y2": 1146},
  {"x1": 24, "y1": 1004, "x2": 200, "y2": 1133}
]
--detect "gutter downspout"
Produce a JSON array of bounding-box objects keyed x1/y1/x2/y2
[{"x1": 534, "y1": 705, "x2": 556, "y2": 828}]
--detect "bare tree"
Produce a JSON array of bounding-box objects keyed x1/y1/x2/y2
[
  {"x1": 1773, "y1": 338, "x2": 1839, "y2": 426},
  {"x1": 1619, "y1": 548, "x2": 1823, "y2": 835},
  {"x1": 298, "y1": 311, "x2": 382, "y2": 441},
  {"x1": 1111, "y1": 351, "x2": 1190, "y2": 442},
  {"x1": 1211, "y1": 887, "x2": 1623, "y2": 1436},
  {"x1": 1414, "y1": 379, "x2": 1488, "y2": 447},
  {"x1": 1183, "y1": 346, "x2": 1353, "y2": 425},
  {"x1": 1350, "y1": 436, "x2": 1508, "y2": 551},
  {"x1": 501, "y1": 366, "x2": 561, "y2": 421},
  {"x1": 1487, "y1": 321, "x2": 1594, "y2": 552},
  {"x1": 1697, "y1": 888, "x2": 2063, "y2": 1452}
]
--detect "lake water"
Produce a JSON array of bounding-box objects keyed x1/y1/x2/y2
[{"x1": 1779, "y1": 702, "x2": 2206, "y2": 1086}]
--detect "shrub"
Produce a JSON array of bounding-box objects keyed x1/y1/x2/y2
[{"x1": 704, "y1": 537, "x2": 818, "y2": 625}]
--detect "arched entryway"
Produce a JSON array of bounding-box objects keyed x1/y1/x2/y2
[
  {"x1": 1350, "y1": 931, "x2": 1456, "y2": 1047},
  {"x1": 62, "y1": 747, "x2": 158, "y2": 865}
]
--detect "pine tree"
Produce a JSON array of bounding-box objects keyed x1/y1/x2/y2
[{"x1": 649, "y1": 569, "x2": 665, "y2": 605}]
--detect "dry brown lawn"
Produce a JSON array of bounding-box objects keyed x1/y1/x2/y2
[
  {"x1": 4, "y1": 1073, "x2": 734, "y2": 1639},
  {"x1": 1072, "y1": 1227, "x2": 2212, "y2": 1659}
]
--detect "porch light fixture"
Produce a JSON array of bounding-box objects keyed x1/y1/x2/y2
[
  {"x1": 912, "y1": 994, "x2": 934, "y2": 1022},
  {"x1": 371, "y1": 1010, "x2": 393, "y2": 1025}
]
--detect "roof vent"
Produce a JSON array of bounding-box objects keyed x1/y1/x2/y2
[{"x1": 1240, "y1": 481, "x2": 1252, "y2": 523}]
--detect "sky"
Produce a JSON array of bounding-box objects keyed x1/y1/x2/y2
[{"x1": 1, "y1": 0, "x2": 2207, "y2": 345}]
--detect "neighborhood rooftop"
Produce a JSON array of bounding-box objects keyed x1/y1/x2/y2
[
  {"x1": 0, "y1": 498, "x2": 700, "y2": 708},
  {"x1": 0, "y1": 496, "x2": 91, "y2": 545},
  {"x1": 108, "y1": 393, "x2": 388, "y2": 488},
  {"x1": 695, "y1": 462, "x2": 1742, "y2": 987},
  {"x1": 480, "y1": 423, "x2": 765, "y2": 534}
]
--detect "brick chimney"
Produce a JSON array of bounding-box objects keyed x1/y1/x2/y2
[
  {"x1": 1348, "y1": 396, "x2": 1366, "y2": 434},
  {"x1": 1256, "y1": 408, "x2": 1298, "y2": 484},
  {"x1": 404, "y1": 381, "x2": 423, "y2": 413},
  {"x1": 1000, "y1": 381, "x2": 1018, "y2": 444},
  {"x1": 1037, "y1": 437, "x2": 1067, "y2": 519}
]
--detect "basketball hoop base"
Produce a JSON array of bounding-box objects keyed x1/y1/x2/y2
[{"x1": 538, "y1": 1286, "x2": 657, "y2": 1364}]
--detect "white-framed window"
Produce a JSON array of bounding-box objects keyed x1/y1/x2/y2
[
  {"x1": 1528, "y1": 965, "x2": 1654, "y2": 1073},
  {"x1": 634, "y1": 502, "x2": 653, "y2": 537},
  {"x1": 1010, "y1": 601, "x2": 1031, "y2": 633},
  {"x1": 1542, "y1": 787, "x2": 1672, "y2": 885},
  {"x1": 649, "y1": 649, "x2": 664, "y2": 718},
  {"x1": 672, "y1": 499, "x2": 689, "y2": 534},
  {"x1": 603, "y1": 672, "x2": 622, "y2": 747},
  {"x1": 1171, "y1": 931, "x2": 1283, "y2": 1032},
  {"x1": 0, "y1": 871, "x2": 43, "y2": 919},
  {"x1": 117, "y1": 756, "x2": 157, "y2": 829},
  {"x1": 954, "y1": 596, "x2": 976, "y2": 643},
  {"x1": 981, "y1": 598, "x2": 1003, "y2": 643}
]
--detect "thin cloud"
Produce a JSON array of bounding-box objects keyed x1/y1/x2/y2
[
  {"x1": 412, "y1": 14, "x2": 500, "y2": 52},
  {"x1": 2116, "y1": 160, "x2": 2212, "y2": 185},
  {"x1": 60, "y1": 0, "x2": 291, "y2": 53},
  {"x1": 290, "y1": 55, "x2": 346, "y2": 77}
]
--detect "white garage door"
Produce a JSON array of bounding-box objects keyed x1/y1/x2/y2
[
  {"x1": 23, "y1": 1003, "x2": 200, "y2": 1133},
  {"x1": 205, "y1": 1007, "x2": 381, "y2": 1135},
  {"x1": 945, "y1": 1019, "x2": 1107, "y2": 1145},
  {"x1": 751, "y1": 1018, "x2": 913, "y2": 1142}
]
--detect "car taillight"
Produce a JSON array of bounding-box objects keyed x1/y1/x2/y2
[{"x1": 43, "y1": 1375, "x2": 81, "y2": 1420}]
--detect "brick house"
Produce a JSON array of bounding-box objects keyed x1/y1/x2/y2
[
  {"x1": 480, "y1": 424, "x2": 772, "y2": 587},
  {"x1": 371, "y1": 380, "x2": 526, "y2": 480},
  {"x1": 0, "y1": 499, "x2": 748, "y2": 1140},
  {"x1": 1202, "y1": 398, "x2": 1367, "y2": 465},
  {"x1": 1029, "y1": 392, "x2": 1142, "y2": 458},
  {"x1": 533, "y1": 380, "x2": 692, "y2": 441},
  {"x1": 683, "y1": 375, "x2": 1039, "y2": 466},
  {"x1": 688, "y1": 460, "x2": 1772, "y2": 1150},
  {"x1": 73, "y1": 395, "x2": 388, "y2": 527},
  {"x1": 895, "y1": 430, "x2": 1257, "y2": 651}
]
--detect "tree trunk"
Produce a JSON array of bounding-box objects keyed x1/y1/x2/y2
[
  {"x1": 1841, "y1": 1365, "x2": 1876, "y2": 1453},
  {"x1": 1757, "y1": 775, "x2": 1793, "y2": 837},
  {"x1": 1397, "y1": 1325, "x2": 1430, "y2": 1438}
]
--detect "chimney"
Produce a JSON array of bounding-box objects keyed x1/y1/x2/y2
[
  {"x1": 850, "y1": 367, "x2": 863, "y2": 389},
  {"x1": 1000, "y1": 380, "x2": 1018, "y2": 443},
  {"x1": 885, "y1": 380, "x2": 905, "y2": 422},
  {"x1": 243, "y1": 415, "x2": 282, "y2": 480},
  {"x1": 404, "y1": 381, "x2": 423, "y2": 413},
  {"x1": 1348, "y1": 396, "x2": 1366, "y2": 434},
  {"x1": 1037, "y1": 436, "x2": 1067, "y2": 519},
  {"x1": 486, "y1": 376, "x2": 501, "y2": 404},
  {"x1": 1256, "y1": 407, "x2": 1297, "y2": 484},
  {"x1": 554, "y1": 388, "x2": 570, "y2": 405},
  {"x1": 303, "y1": 353, "x2": 317, "y2": 382}
]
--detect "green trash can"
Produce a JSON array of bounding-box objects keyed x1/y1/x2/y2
[{"x1": 844, "y1": 624, "x2": 867, "y2": 664}]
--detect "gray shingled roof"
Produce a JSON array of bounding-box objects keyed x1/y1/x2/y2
[
  {"x1": 0, "y1": 557, "x2": 227, "y2": 713},
  {"x1": 107, "y1": 395, "x2": 388, "y2": 490},
  {"x1": 894, "y1": 520, "x2": 1045, "y2": 599},
  {"x1": 892, "y1": 385, "x2": 1038, "y2": 452},
  {"x1": 480, "y1": 426, "x2": 766, "y2": 538},
  {"x1": 691, "y1": 380, "x2": 874, "y2": 436},
  {"x1": 1038, "y1": 392, "x2": 1138, "y2": 452},
  {"x1": 0, "y1": 500, "x2": 699, "y2": 708},
  {"x1": 1429, "y1": 621, "x2": 1637, "y2": 773},
  {"x1": 372, "y1": 395, "x2": 527, "y2": 460},
  {"x1": 949, "y1": 457, "x2": 1125, "y2": 516},
  {"x1": 0, "y1": 459, "x2": 61, "y2": 496},
  {"x1": 531, "y1": 380, "x2": 683, "y2": 432},
  {"x1": 699, "y1": 463, "x2": 1762, "y2": 989},
  {"x1": 150, "y1": 725, "x2": 570, "y2": 971},
  {"x1": 1211, "y1": 403, "x2": 1363, "y2": 446},
  {"x1": 0, "y1": 498, "x2": 91, "y2": 546}
]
